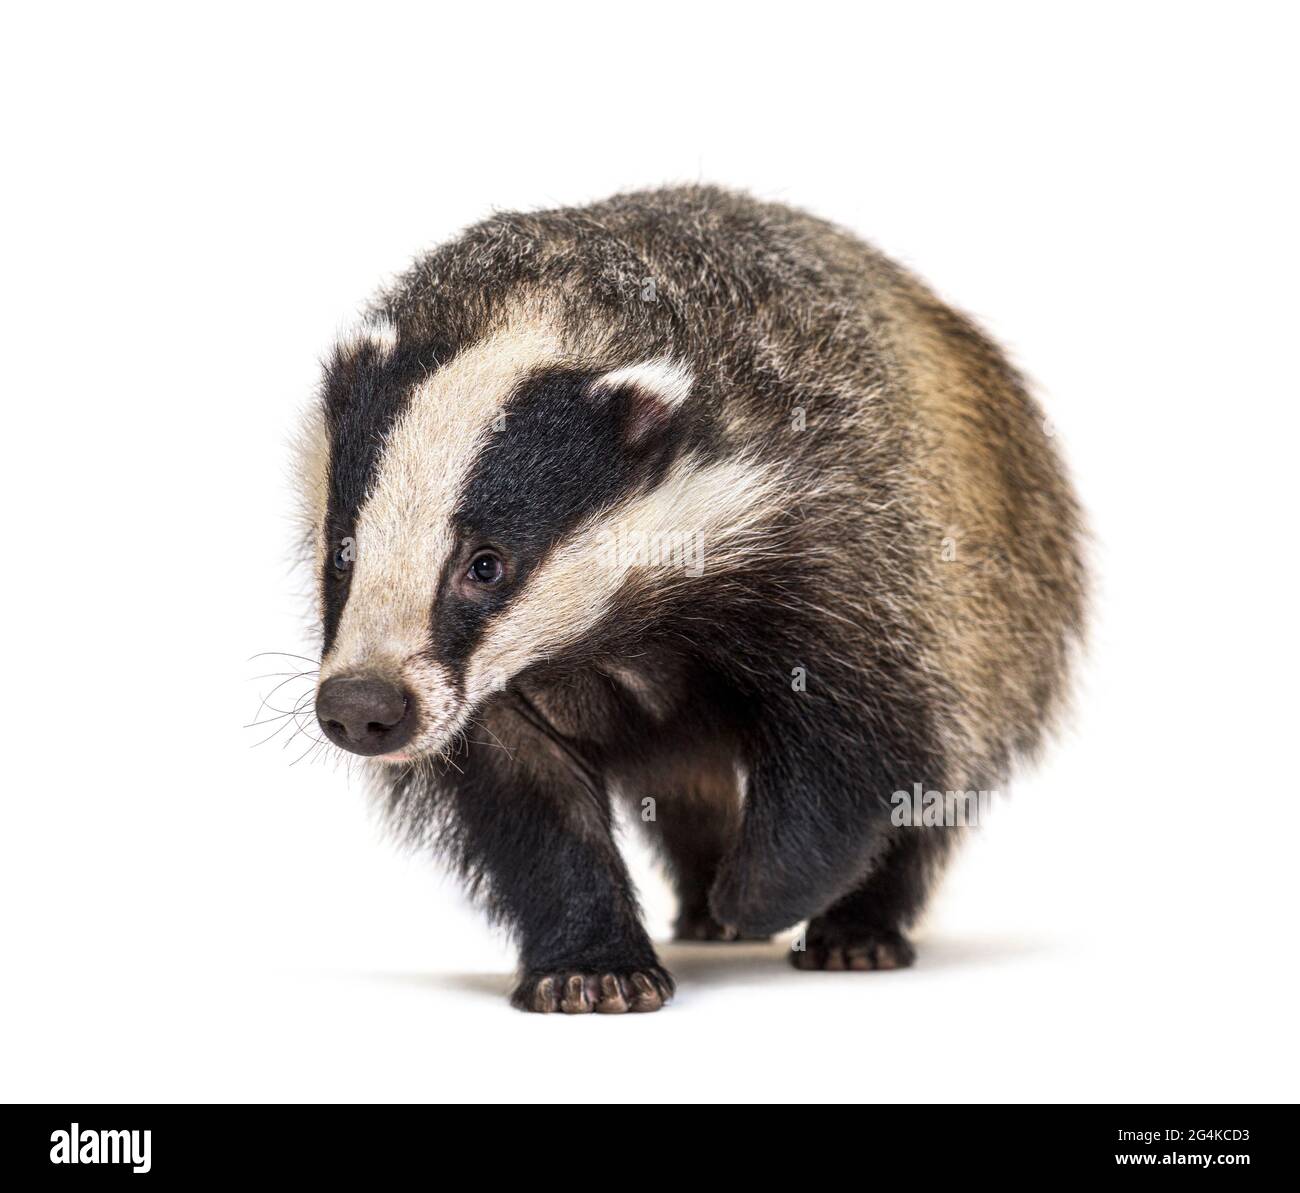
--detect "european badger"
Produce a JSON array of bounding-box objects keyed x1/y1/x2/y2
[{"x1": 295, "y1": 186, "x2": 1086, "y2": 1013}]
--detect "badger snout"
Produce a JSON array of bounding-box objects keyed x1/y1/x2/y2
[{"x1": 316, "y1": 676, "x2": 415, "y2": 756}]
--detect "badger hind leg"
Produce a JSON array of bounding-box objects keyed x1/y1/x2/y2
[
  {"x1": 665, "y1": 806, "x2": 769, "y2": 943},
  {"x1": 626, "y1": 751, "x2": 768, "y2": 943},
  {"x1": 790, "y1": 831, "x2": 946, "y2": 971}
]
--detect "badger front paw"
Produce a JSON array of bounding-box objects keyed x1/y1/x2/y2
[
  {"x1": 790, "y1": 923, "x2": 915, "y2": 971},
  {"x1": 511, "y1": 966, "x2": 675, "y2": 1014}
]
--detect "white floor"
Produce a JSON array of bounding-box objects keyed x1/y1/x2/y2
[{"x1": 7, "y1": 723, "x2": 1294, "y2": 1103}]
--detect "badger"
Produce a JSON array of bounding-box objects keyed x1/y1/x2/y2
[{"x1": 293, "y1": 186, "x2": 1086, "y2": 1014}]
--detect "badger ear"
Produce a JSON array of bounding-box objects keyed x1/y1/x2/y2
[
  {"x1": 588, "y1": 357, "x2": 694, "y2": 446},
  {"x1": 332, "y1": 315, "x2": 398, "y2": 366}
]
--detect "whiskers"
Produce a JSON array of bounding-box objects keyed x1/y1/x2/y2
[
  {"x1": 245, "y1": 650, "x2": 341, "y2": 769},
  {"x1": 247, "y1": 651, "x2": 489, "y2": 789}
]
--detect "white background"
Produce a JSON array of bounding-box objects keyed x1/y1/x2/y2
[{"x1": 2, "y1": 2, "x2": 1296, "y2": 1103}]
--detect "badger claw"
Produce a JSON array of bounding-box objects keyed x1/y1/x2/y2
[{"x1": 511, "y1": 966, "x2": 674, "y2": 1014}]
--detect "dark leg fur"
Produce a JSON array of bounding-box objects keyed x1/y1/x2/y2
[
  {"x1": 707, "y1": 710, "x2": 906, "y2": 935},
  {"x1": 615, "y1": 724, "x2": 767, "y2": 943},
  {"x1": 591, "y1": 670, "x2": 747, "y2": 943},
  {"x1": 791, "y1": 831, "x2": 939, "y2": 971},
  {"x1": 653, "y1": 789, "x2": 770, "y2": 943},
  {"x1": 707, "y1": 648, "x2": 945, "y2": 938},
  {"x1": 388, "y1": 651, "x2": 941, "y2": 1006},
  {"x1": 650, "y1": 793, "x2": 733, "y2": 940},
  {"x1": 427, "y1": 709, "x2": 673, "y2": 1013}
]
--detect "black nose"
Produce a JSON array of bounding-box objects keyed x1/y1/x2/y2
[{"x1": 316, "y1": 677, "x2": 415, "y2": 755}]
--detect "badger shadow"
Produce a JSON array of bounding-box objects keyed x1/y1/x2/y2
[{"x1": 369, "y1": 933, "x2": 1048, "y2": 1003}]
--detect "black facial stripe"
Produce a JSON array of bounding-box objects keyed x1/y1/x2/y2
[
  {"x1": 460, "y1": 370, "x2": 635, "y2": 545},
  {"x1": 430, "y1": 368, "x2": 689, "y2": 667},
  {"x1": 320, "y1": 336, "x2": 454, "y2": 650}
]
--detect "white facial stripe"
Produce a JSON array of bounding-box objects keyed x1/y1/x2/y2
[
  {"x1": 293, "y1": 399, "x2": 330, "y2": 580},
  {"x1": 323, "y1": 317, "x2": 564, "y2": 684},
  {"x1": 591, "y1": 357, "x2": 694, "y2": 409},
  {"x1": 465, "y1": 452, "x2": 786, "y2": 702}
]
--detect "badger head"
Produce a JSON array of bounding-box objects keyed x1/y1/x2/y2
[{"x1": 296, "y1": 309, "x2": 775, "y2": 763}]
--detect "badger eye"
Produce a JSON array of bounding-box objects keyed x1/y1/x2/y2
[
  {"x1": 467, "y1": 551, "x2": 504, "y2": 585},
  {"x1": 332, "y1": 539, "x2": 355, "y2": 575}
]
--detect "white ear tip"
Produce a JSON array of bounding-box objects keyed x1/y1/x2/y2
[
  {"x1": 335, "y1": 316, "x2": 399, "y2": 361},
  {"x1": 591, "y1": 357, "x2": 694, "y2": 409}
]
